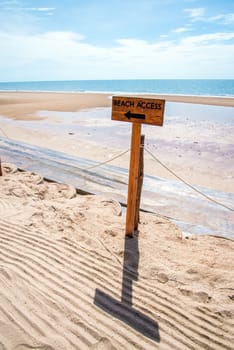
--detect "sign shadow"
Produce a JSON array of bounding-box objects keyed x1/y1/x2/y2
[{"x1": 94, "y1": 232, "x2": 160, "y2": 342}]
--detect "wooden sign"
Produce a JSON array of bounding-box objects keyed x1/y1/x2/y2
[
  {"x1": 112, "y1": 96, "x2": 165, "y2": 237},
  {"x1": 112, "y1": 96, "x2": 165, "y2": 126}
]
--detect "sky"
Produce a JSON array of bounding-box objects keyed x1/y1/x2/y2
[{"x1": 0, "y1": 0, "x2": 234, "y2": 82}]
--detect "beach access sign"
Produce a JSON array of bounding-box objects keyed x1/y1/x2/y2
[
  {"x1": 112, "y1": 96, "x2": 165, "y2": 126},
  {"x1": 111, "y1": 96, "x2": 165, "y2": 237}
]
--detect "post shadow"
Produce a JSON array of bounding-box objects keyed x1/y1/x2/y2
[{"x1": 94, "y1": 231, "x2": 160, "y2": 342}]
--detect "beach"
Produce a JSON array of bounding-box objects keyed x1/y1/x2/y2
[
  {"x1": 0, "y1": 92, "x2": 234, "y2": 193},
  {"x1": 0, "y1": 92, "x2": 234, "y2": 349},
  {"x1": 0, "y1": 163, "x2": 233, "y2": 349}
]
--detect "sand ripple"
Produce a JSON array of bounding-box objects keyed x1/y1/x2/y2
[{"x1": 0, "y1": 166, "x2": 233, "y2": 349}]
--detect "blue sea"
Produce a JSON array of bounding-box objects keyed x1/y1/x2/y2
[{"x1": 0, "y1": 79, "x2": 234, "y2": 97}]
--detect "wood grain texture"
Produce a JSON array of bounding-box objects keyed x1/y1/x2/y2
[
  {"x1": 112, "y1": 96, "x2": 165, "y2": 126},
  {"x1": 125, "y1": 123, "x2": 142, "y2": 237},
  {"x1": 134, "y1": 135, "x2": 145, "y2": 230}
]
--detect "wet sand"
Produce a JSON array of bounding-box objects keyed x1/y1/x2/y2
[
  {"x1": 0, "y1": 91, "x2": 234, "y2": 121},
  {"x1": 0, "y1": 92, "x2": 233, "y2": 193}
]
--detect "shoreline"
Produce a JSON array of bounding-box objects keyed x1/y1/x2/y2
[
  {"x1": 0, "y1": 91, "x2": 234, "y2": 110},
  {"x1": 0, "y1": 92, "x2": 234, "y2": 194}
]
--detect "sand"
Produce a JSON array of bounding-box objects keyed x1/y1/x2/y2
[
  {"x1": 0, "y1": 92, "x2": 113, "y2": 121},
  {"x1": 0, "y1": 93, "x2": 234, "y2": 348},
  {"x1": 0, "y1": 92, "x2": 234, "y2": 121},
  {"x1": 0, "y1": 92, "x2": 234, "y2": 193},
  {"x1": 0, "y1": 163, "x2": 233, "y2": 349}
]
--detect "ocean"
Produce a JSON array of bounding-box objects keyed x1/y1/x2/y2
[{"x1": 0, "y1": 79, "x2": 234, "y2": 97}]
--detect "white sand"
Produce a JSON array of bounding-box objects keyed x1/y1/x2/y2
[{"x1": 0, "y1": 164, "x2": 233, "y2": 349}]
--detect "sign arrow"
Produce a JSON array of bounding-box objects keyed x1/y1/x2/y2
[{"x1": 124, "y1": 111, "x2": 146, "y2": 120}]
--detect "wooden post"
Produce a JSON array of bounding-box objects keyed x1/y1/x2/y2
[
  {"x1": 0, "y1": 158, "x2": 2, "y2": 176},
  {"x1": 125, "y1": 123, "x2": 142, "y2": 237},
  {"x1": 134, "y1": 134, "x2": 145, "y2": 230},
  {"x1": 112, "y1": 96, "x2": 165, "y2": 236}
]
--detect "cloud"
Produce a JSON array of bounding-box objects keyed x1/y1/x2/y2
[
  {"x1": 24, "y1": 8, "x2": 55, "y2": 12},
  {"x1": 181, "y1": 32, "x2": 234, "y2": 45},
  {"x1": 184, "y1": 8, "x2": 234, "y2": 25},
  {"x1": 0, "y1": 30, "x2": 233, "y2": 80},
  {"x1": 206, "y1": 13, "x2": 234, "y2": 24},
  {"x1": 184, "y1": 8, "x2": 205, "y2": 21},
  {"x1": 172, "y1": 27, "x2": 191, "y2": 33},
  {"x1": 4, "y1": 7, "x2": 55, "y2": 12},
  {"x1": 1, "y1": 3, "x2": 55, "y2": 14}
]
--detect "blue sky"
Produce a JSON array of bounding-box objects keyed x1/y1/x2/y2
[{"x1": 0, "y1": 0, "x2": 234, "y2": 81}]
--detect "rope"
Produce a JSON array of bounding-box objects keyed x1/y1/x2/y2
[
  {"x1": 0, "y1": 126, "x2": 9, "y2": 139},
  {"x1": 84, "y1": 149, "x2": 129, "y2": 170},
  {"x1": 0, "y1": 122, "x2": 129, "y2": 172},
  {"x1": 0, "y1": 121, "x2": 233, "y2": 212},
  {"x1": 145, "y1": 147, "x2": 234, "y2": 212}
]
